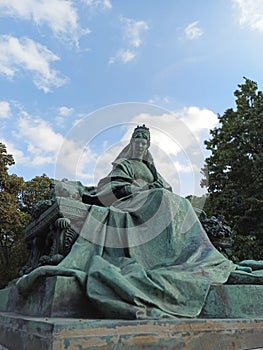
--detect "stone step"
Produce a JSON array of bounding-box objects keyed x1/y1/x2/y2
[{"x1": 1, "y1": 312, "x2": 263, "y2": 350}]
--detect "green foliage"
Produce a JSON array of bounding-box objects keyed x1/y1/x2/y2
[
  {"x1": 0, "y1": 143, "x2": 30, "y2": 287},
  {"x1": 231, "y1": 234, "x2": 261, "y2": 263},
  {"x1": 202, "y1": 78, "x2": 263, "y2": 260},
  {"x1": 0, "y1": 143, "x2": 14, "y2": 176},
  {"x1": 22, "y1": 174, "x2": 52, "y2": 216},
  {"x1": 0, "y1": 143, "x2": 52, "y2": 288}
]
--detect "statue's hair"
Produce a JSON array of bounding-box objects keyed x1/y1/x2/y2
[{"x1": 131, "y1": 124, "x2": 150, "y2": 142}]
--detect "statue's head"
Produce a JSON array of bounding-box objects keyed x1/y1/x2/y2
[
  {"x1": 113, "y1": 124, "x2": 153, "y2": 163},
  {"x1": 130, "y1": 124, "x2": 150, "y2": 160},
  {"x1": 131, "y1": 124, "x2": 150, "y2": 145}
]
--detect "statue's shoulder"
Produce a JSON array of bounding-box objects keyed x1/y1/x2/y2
[
  {"x1": 111, "y1": 158, "x2": 134, "y2": 176},
  {"x1": 112, "y1": 158, "x2": 132, "y2": 168}
]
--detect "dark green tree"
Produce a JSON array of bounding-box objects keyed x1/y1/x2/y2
[
  {"x1": 22, "y1": 174, "x2": 52, "y2": 216},
  {"x1": 0, "y1": 144, "x2": 53, "y2": 288},
  {"x1": 202, "y1": 78, "x2": 263, "y2": 260},
  {"x1": 0, "y1": 143, "x2": 30, "y2": 288}
]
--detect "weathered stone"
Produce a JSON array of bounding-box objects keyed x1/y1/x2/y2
[
  {"x1": 1, "y1": 280, "x2": 263, "y2": 321},
  {"x1": 201, "y1": 284, "x2": 263, "y2": 318},
  {"x1": 22, "y1": 197, "x2": 87, "y2": 274},
  {"x1": 0, "y1": 276, "x2": 93, "y2": 318},
  {"x1": 1, "y1": 313, "x2": 263, "y2": 350}
]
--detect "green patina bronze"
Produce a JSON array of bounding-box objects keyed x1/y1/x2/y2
[{"x1": 3, "y1": 125, "x2": 263, "y2": 320}]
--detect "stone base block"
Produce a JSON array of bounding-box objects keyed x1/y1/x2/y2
[
  {"x1": 201, "y1": 283, "x2": 263, "y2": 318},
  {"x1": 1, "y1": 313, "x2": 263, "y2": 350},
  {"x1": 0, "y1": 276, "x2": 94, "y2": 318},
  {"x1": 1, "y1": 278, "x2": 263, "y2": 320}
]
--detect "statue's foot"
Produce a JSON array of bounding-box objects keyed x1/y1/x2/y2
[{"x1": 238, "y1": 260, "x2": 263, "y2": 271}]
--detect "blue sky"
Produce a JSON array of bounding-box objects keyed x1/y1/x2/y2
[{"x1": 0, "y1": 0, "x2": 263, "y2": 197}]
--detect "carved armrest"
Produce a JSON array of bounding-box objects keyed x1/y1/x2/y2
[{"x1": 21, "y1": 197, "x2": 89, "y2": 275}]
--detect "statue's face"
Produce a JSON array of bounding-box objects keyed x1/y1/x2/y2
[{"x1": 131, "y1": 136, "x2": 149, "y2": 159}]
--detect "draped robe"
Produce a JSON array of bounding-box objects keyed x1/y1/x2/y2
[{"x1": 58, "y1": 157, "x2": 236, "y2": 319}]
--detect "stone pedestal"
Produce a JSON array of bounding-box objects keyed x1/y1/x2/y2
[
  {"x1": 202, "y1": 284, "x2": 263, "y2": 318},
  {"x1": 0, "y1": 276, "x2": 94, "y2": 318},
  {"x1": 1, "y1": 280, "x2": 263, "y2": 349},
  {"x1": 1, "y1": 277, "x2": 263, "y2": 320},
  {"x1": 1, "y1": 313, "x2": 263, "y2": 350}
]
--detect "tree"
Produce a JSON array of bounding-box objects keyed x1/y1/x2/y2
[
  {"x1": 0, "y1": 143, "x2": 30, "y2": 287},
  {"x1": 202, "y1": 78, "x2": 263, "y2": 260},
  {"x1": 22, "y1": 174, "x2": 52, "y2": 216},
  {"x1": 0, "y1": 144, "x2": 53, "y2": 288}
]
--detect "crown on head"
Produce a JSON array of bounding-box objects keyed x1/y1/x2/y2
[{"x1": 131, "y1": 124, "x2": 150, "y2": 141}]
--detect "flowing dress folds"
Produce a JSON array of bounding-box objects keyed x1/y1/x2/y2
[{"x1": 59, "y1": 158, "x2": 236, "y2": 319}]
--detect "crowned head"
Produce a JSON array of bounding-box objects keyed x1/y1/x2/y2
[{"x1": 131, "y1": 124, "x2": 150, "y2": 145}]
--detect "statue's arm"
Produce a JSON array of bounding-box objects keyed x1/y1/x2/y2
[
  {"x1": 82, "y1": 160, "x2": 140, "y2": 206},
  {"x1": 148, "y1": 172, "x2": 172, "y2": 192}
]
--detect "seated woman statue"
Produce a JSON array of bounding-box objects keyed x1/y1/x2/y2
[{"x1": 16, "y1": 125, "x2": 260, "y2": 319}]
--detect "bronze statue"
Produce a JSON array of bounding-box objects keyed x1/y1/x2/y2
[{"x1": 15, "y1": 125, "x2": 263, "y2": 319}]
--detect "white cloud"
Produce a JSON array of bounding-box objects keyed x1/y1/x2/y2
[
  {"x1": 109, "y1": 49, "x2": 136, "y2": 64},
  {"x1": 185, "y1": 21, "x2": 203, "y2": 40},
  {"x1": 83, "y1": 0, "x2": 112, "y2": 10},
  {"x1": 232, "y1": 0, "x2": 263, "y2": 32},
  {"x1": 55, "y1": 138, "x2": 97, "y2": 181},
  {"x1": 109, "y1": 16, "x2": 149, "y2": 64},
  {"x1": 0, "y1": 0, "x2": 88, "y2": 46},
  {"x1": 121, "y1": 16, "x2": 149, "y2": 48},
  {"x1": 76, "y1": 147, "x2": 101, "y2": 182},
  {"x1": 0, "y1": 35, "x2": 67, "y2": 92},
  {"x1": 148, "y1": 96, "x2": 170, "y2": 105},
  {"x1": 55, "y1": 106, "x2": 74, "y2": 126},
  {"x1": 177, "y1": 106, "x2": 218, "y2": 134},
  {"x1": 59, "y1": 106, "x2": 74, "y2": 117},
  {"x1": 12, "y1": 114, "x2": 96, "y2": 178},
  {"x1": 0, "y1": 101, "x2": 11, "y2": 118},
  {"x1": 17, "y1": 118, "x2": 65, "y2": 162}
]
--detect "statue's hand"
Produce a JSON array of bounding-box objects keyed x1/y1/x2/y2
[
  {"x1": 140, "y1": 181, "x2": 163, "y2": 192},
  {"x1": 145, "y1": 181, "x2": 163, "y2": 190}
]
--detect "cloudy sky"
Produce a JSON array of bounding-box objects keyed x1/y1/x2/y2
[{"x1": 0, "y1": 0, "x2": 263, "y2": 197}]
